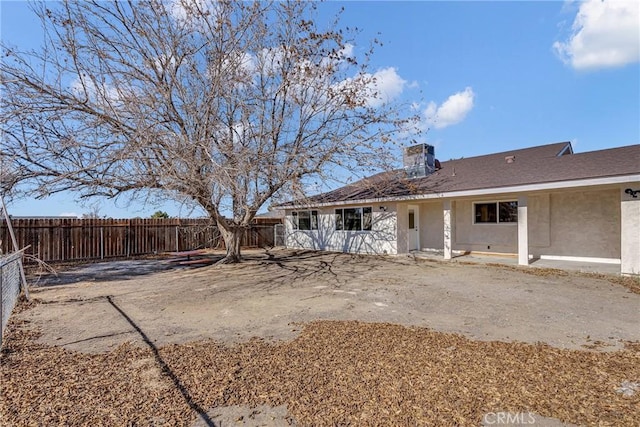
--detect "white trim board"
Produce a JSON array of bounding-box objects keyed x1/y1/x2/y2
[{"x1": 538, "y1": 255, "x2": 621, "y2": 265}]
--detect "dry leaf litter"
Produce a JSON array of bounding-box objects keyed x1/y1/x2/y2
[{"x1": 1, "y1": 301, "x2": 639, "y2": 426}]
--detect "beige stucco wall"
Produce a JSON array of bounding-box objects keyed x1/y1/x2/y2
[
  {"x1": 419, "y1": 201, "x2": 444, "y2": 249},
  {"x1": 285, "y1": 204, "x2": 397, "y2": 255},
  {"x1": 528, "y1": 194, "x2": 551, "y2": 249},
  {"x1": 453, "y1": 199, "x2": 518, "y2": 253},
  {"x1": 544, "y1": 189, "x2": 620, "y2": 259}
]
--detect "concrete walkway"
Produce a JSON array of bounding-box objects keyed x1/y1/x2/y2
[{"x1": 411, "y1": 250, "x2": 622, "y2": 275}]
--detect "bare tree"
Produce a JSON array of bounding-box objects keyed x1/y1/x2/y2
[
  {"x1": 1, "y1": 0, "x2": 417, "y2": 262},
  {"x1": 81, "y1": 201, "x2": 103, "y2": 219}
]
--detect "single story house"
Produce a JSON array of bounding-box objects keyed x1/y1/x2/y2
[{"x1": 280, "y1": 141, "x2": 640, "y2": 275}]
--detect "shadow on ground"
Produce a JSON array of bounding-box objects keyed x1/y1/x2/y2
[
  {"x1": 28, "y1": 249, "x2": 394, "y2": 288},
  {"x1": 30, "y1": 256, "x2": 225, "y2": 287}
]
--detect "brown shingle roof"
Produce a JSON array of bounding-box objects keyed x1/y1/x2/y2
[{"x1": 285, "y1": 142, "x2": 640, "y2": 207}]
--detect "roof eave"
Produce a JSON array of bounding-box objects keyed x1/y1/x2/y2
[{"x1": 280, "y1": 174, "x2": 640, "y2": 209}]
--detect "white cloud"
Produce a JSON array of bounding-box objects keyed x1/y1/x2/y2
[
  {"x1": 553, "y1": 0, "x2": 640, "y2": 70},
  {"x1": 216, "y1": 50, "x2": 256, "y2": 84},
  {"x1": 70, "y1": 75, "x2": 120, "y2": 105},
  {"x1": 328, "y1": 66, "x2": 408, "y2": 109},
  {"x1": 157, "y1": 54, "x2": 177, "y2": 70},
  {"x1": 423, "y1": 87, "x2": 475, "y2": 130},
  {"x1": 363, "y1": 67, "x2": 407, "y2": 108},
  {"x1": 59, "y1": 212, "x2": 79, "y2": 218},
  {"x1": 339, "y1": 43, "x2": 355, "y2": 61},
  {"x1": 169, "y1": 0, "x2": 219, "y2": 30}
]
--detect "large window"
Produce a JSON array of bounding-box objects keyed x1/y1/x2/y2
[
  {"x1": 291, "y1": 210, "x2": 318, "y2": 230},
  {"x1": 474, "y1": 201, "x2": 517, "y2": 224},
  {"x1": 335, "y1": 207, "x2": 372, "y2": 231}
]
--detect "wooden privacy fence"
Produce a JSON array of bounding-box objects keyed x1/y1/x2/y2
[{"x1": 0, "y1": 218, "x2": 281, "y2": 264}]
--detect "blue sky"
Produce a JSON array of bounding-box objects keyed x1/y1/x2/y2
[{"x1": 1, "y1": 0, "x2": 639, "y2": 218}]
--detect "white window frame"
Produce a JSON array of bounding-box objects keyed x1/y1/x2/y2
[
  {"x1": 335, "y1": 207, "x2": 373, "y2": 231},
  {"x1": 291, "y1": 210, "x2": 318, "y2": 231},
  {"x1": 473, "y1": 200, "x2": 518, "y2": 224}
]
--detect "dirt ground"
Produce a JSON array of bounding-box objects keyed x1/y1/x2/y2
[
  {"x1": 15, "y1": 248, "x2": 640, "y2": 352},
  {"x1": 2, "y1": 248, "x2": 639, "y2": 426}
]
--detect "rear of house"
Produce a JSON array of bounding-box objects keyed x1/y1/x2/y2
[{"x1": 281, "y1": 142, "x2": 640, "y2": 275}]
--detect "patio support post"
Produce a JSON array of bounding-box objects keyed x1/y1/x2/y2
[
  {"x1": 443, "y1": 200, "x2": 454, "y2": 260},
  {"x1": 518, "y1": 195, "x2": 529, "y2": 265},
  {"x1": 621, "y1": 184, "x2": 640, "y2": 275}
]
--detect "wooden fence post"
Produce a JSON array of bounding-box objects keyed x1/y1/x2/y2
[{"x1": 128, "y1": 221, "x2": 131, "y2": 258}]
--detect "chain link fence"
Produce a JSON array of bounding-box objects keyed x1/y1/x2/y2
[{"x1": 1, "y1": 252, "x2": 23, "y2": 347}]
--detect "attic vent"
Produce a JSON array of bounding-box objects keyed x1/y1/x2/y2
[
  {"x1": 505, "y1": 155, "x2": 515, "y2": 164},
  {"x1": 404, "y1": 143, "x2": 435, "y2": 178}
]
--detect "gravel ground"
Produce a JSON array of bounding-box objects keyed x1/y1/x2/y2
[{"x1": 1, "y1": 249, "x2": 639, "y2": 425}]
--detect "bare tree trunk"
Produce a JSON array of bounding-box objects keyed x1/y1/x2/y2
[{"x1": 219, "y1": 225, "x2": 243, "y2": 263}]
